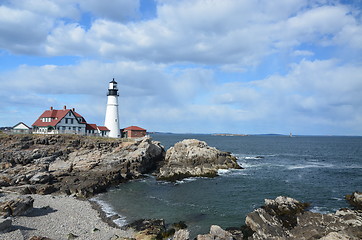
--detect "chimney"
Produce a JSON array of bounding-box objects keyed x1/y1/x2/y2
[
  {"x1": 72, "y1": 108, "x2": 75, "y2": 112},
  {"x1": 50, "y1": 106, "x2": 53, "y2": 110},
  {"x1": 63, "y1": 105, "x2": 67, "y2": 110}
]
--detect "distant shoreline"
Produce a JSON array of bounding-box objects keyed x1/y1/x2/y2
[{"x1": 211, "y1": 133, "x2": 249, "y2": 136}]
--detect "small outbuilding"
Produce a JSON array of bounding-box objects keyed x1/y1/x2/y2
[
  {"x1": 12, "y1": 122, "x2": 32, "y2": 134},
  {"x1": 122, "y1": 126, "x2": 147, "y2": 138}
]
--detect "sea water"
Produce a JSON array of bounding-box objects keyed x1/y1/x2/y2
[{"x1": 94, "y1": 134, "x2": 362, "y2": 236}]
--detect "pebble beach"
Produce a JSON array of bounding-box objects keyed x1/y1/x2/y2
[{"x1": 0, "y1": 193, "x2": 134, "y2": 240}]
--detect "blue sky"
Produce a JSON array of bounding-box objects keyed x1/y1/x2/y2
[{"x1": 0, "y1": 0, "x2": 362, "y2": 135}]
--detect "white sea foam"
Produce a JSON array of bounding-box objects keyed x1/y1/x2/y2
[
  {"x1": 217, "y1": 169, "x2": 231, "y2": 174},
  {"x1": 217, "y1": 168, "x2": 248, "y2": 176},
  {"x1": 244, "y1": 156, "x2": 262, "y2": 160},
  {"x1": 287, "y1": 163, "x2": 334, "y2": 170},
  {"x1": 310, "y1": 206, "x2": 335, "y2": 214},
  {"x1": 91, "y1": 196, "x2": 128, "y2": 227}
]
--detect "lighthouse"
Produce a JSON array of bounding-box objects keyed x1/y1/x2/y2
[{"x1": 104, "y1": 78, "x2": 121, "y2": 138}]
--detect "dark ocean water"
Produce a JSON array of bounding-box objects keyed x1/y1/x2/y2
[{"x1": 94, "y1": 134, "x2": 362, "y2": 236}]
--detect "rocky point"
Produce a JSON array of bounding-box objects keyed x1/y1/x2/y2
[
  {"x1": 0, "y1": 134, "x2": 165, "y2": 198},
  {"x1": 156, "y1": 139, "x2": 242, "y2": 181}
]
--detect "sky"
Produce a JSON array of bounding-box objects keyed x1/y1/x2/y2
[{"x1": 0, "y1": 0, "x2": 362, "y2": 135}]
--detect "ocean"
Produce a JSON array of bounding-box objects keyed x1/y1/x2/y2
[{"x1": 93, "y1": 134, "x2": 362, "y2": 236}]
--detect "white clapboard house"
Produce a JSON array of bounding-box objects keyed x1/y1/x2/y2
[
  {"x1": 32, "y1": 106, "x2": 109, "y2": 136},
  {"x1": 12, "y1": 122, "x2": 32, "y2": 134}
]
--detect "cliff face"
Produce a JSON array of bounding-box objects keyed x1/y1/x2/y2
[{"x1": 0, "y1": 134, "x2": 165, "y2": 197}]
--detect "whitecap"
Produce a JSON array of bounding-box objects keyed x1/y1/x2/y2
[
  {"x1": 310, "y1": 206, "x2": 334, "y2": 214},
  {"x1": 218, "y1": 168, "x2": 248, "y2": 176},
  {"x1": 91, "y1": 196, "x2": 128, "y2": 227},
  {"x1": 287, "y1": 163, "x2": 334, "y2": 170},
  {"x1": 217, "y1": 169, "x2": 231, "y2": 175}
]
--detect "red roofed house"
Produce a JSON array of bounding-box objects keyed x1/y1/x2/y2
[
  {"x1": 97, "y1": 126, "x2": 110, "y2": 137},
  {"x1": 86, "y1": 124, "x2": 110, "y2": 137},
  {"x1": 32, "y1": 106, "x2": 109, "y2": 137},
  {"x1": 122, "y1": 126, "x2": 147, "y2": 138}
]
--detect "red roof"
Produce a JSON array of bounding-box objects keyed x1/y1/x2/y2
[
  {"x1": 32, "y1": 108, "x2": 86, "y2": 127},
  {"x1": 124, "y1": 126, "x2": 146, "y2": 131},
  {"x1": 86, "y1": 123, "x2": 97, "y2": 130},
  {"x1": 97, "y1": 126, "x2": 109, "y2": 131}
]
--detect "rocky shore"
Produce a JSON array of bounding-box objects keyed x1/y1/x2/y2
[
  {"x1": 0, "y1": 134, "x2": 165, "y2": 198},
  {"x1": 1, "y1": 133, "x2": 361, "y2": 239}
]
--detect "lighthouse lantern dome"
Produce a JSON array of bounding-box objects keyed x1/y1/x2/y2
[{"x1": 108, "y1": 78, "x2": 119, "y2": 96}]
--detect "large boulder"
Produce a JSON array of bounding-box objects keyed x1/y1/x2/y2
[
  {"x1": 174, "y1": 229, "x2": 190, "y2": 240},
  {"x1": 197, "y1": 225, "x2": 234, "y2": 240},
  {"x1": 157, "y1": 139, "x2": 241, "y2": 181},
  {"x1": 123, "y1": 219, "x2": 167, "y2": 240},
  {"x1": 346, "y1": 191, "x2": 362, "y2": 210},
  {"x1": 245, "y1": 196, "x2": 362, "y2": 240}
]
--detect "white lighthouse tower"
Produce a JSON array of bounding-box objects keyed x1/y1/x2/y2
[{"x1": 104, "y1": 78, "x2": 121, "y2": 138}]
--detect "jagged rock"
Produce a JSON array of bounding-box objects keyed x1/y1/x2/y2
[
  {"x1": 29, "y1": 172, "x2": 53, "y2": 184},
  {"x1": 346, "y1": 191, "x2": 362, "y2": 210},
  {"x1": 0, "y1": 134, "x2": 165, "y2": 198},
  {"x1": 174, "y1": 229, "x2": 190, "y2": 240},
  {"x1": 197, "y1": 225, "x2": 234, "y2": 240},
  {"x1": 245, "y1": 196, "x2": 362, "y2": 240},
  {"x1": 319, "y1": 232, "x2": 350, "y2": 240},
  {"x1": 157, "y1": 139, "x2": 241, "y2": 181},
  {"x1": 0, "y1": 218, "x2": 12, "y2": 232},
  {"x1": 123, "y1": 219, "x2": 166, "y2": 240},
  {"x1": 0, "y1": 196, "x2": 34, "y2": 217}
]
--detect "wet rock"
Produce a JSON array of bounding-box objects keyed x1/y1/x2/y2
[
  {"x1": 123, "y1": 219, "x2": 166, "y2": 240},
  {"x1": 346, "y1": 191, "x2": 362, "y2": 210},
  {"x1": 157, "y1": 139, "x2": 241, "y2": 181},
  {"x1": 245, "y1": 196, "x2": 362, "y2": 240}
]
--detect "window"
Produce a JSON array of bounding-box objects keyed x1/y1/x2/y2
[
  {"x1": 69, "y1": 112, "x2": 71, "y2": 116},
  {"x1": 71, "y1": 119, "x2": 74, "y2": 124},
  {"x1": 65, "y1": 118, "x2": 68, "y2": 124},
  {"x1": 62, "y1": 126, "x2": 66, "y2": 130}
]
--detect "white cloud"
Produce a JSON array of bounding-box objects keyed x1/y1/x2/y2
[
  {"x1": 78, "y1": 0, "x2": 140, "y2": 22},
  {"x1": 3, "y1": 0, "x2": 80, "y2": 19},
  {"x1": 0, "y1": 5, "x2": 52, "y2": 54},
  {"x1": 1, "y1": 0, "x2": 362, "y2": 135},
  {"x1": 1, "y1": 0, "x2": 361, "y2": 66}
]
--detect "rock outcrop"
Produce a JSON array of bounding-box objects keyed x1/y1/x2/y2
[
  {"x1": 346, "y1": 191, "x2": 362, "y2": 210},
  {"x1": 156, "y1": 139, "x2": 241, "y2": 181},
  {"x1": 197, "y1": 225, "x2": 235, "y2": 240},
  {"x1": 0, "y1": 134, "x2": 165, "y2": 197},
  {"x1": 245, "y1": 196, "x2": 362, "y2": 240},
  {"x1": 0, "y1": 195, "x2": 34, "y2": 217}
]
